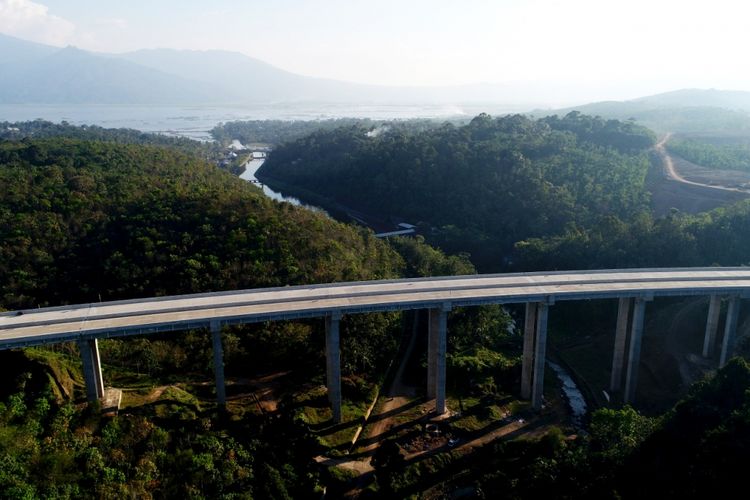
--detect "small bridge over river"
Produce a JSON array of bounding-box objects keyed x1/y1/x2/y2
[{"x1": 1, "y1": 268, "x2": 748, "y2": 422}]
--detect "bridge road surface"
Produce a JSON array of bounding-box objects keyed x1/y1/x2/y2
[
  {"x1": 2, "y1": 267, "x2": 750, "y2": 418},
  {"x1": 2, "y1": 267, "x2": 750, "y2": 349}
]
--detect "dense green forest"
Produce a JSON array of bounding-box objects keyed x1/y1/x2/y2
[
  {"x1": 210, "y1": 118, "x2": 446, "y2": 147},
  {"x1": 258, "y1": 112, "x2": 655, "y2": 270},
  {"x1": 0, "y1": 120, "x2": 252, "y2": 175},
  {"x1": 0, "y1": 131, "x2": 517, "y2": 497},
  {"x1": 514, "y1": 200, "x2": 750, "y2": 270},
  {"x1": 667, "y1": 135, "x2": 750, "y2": 171},
  {"x1": 0, "y1": 137, "x2": 405, "y2": 309},
  {"x1": 1, "y1": 120, "x2": 217, "y2": 155},
  {"x1": 4, "y1": 119, "x2": 750, "y2": 497}
]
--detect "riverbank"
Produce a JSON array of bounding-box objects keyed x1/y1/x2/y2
[{"x1": 256, "y1": 173, "x2": 400, "y2": 233}]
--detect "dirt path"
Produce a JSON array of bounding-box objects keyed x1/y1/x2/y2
[
  {"x1": 315, "y1": 313, "x2": 422, "y2": 481},
  {"x1": 229, "y1": 371, "x2": 290, "y2": 413},
  {"x1": 657, "y1": 134, "x2": 748, "y2": 193},
  {"x1": 143, "y1": 385, "x2": 171, "y2": 403},
  {"x1": 359, "y1": 314, "x2": 420, "y2": 453}
]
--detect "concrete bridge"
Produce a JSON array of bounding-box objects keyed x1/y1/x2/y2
[{"x1": 1, "y1": 267, "x2": 749, "y2": 422}]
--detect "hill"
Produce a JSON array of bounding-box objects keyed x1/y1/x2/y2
[
  {"x1": 258, "y1": 112, "x2": 656, "y2": 270},
  {"x1": 541, "y1": 89, "x2": 750, "y2": 134},
  {"x1": 0, "y1": 137, "x2": 405, "y2": 309}
]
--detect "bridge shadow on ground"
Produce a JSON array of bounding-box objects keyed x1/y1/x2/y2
[
  {"x1": 345, "y1": 395, "x2": 529, "y2": 462},
  {"x1": 364, "y1": 398, "x2": 423, "y2": 425}
]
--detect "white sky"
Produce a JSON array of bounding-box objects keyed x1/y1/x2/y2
[{"x1": 2, "y1": 0, "x2": 750, "y2": 100}]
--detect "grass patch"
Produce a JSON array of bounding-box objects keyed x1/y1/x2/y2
[
  {"x1": 449, "y1": 395, "x2": 516, "y2": 433},
  {"x1": 26, "y1": 348, "x2": 82, "y2": 399},
  {"x1": 293, "y1": 383, "x2": 376, "y2": 451},
  {"x1": 121, "y1": 384, "x2": 201, "y2": 410}
]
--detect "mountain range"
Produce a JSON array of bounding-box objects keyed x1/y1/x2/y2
[
  {"x1": 0, "y1": 33, "x2": 539, "y2": 106},
  {"x1": 540, "y1": 89, "x2": 750, "y2": 134},
  {"x1": 5, "y1": 32, "x2": 750, "y2": 118}
]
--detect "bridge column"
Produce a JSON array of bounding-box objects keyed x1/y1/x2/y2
[
  {"x1": 427, "y1": 309, "x2": 437, "y2": 399},
  {"x1": 702, "y1": 295, "x2": 722, "y2": 358},
  {"x1": 531, "y1": 302, "x2": 550, "y2": 411},
  {"x1": 520, "y1": 302, "x2": 538, "y2": 399},
  {"x1": 428, "y1": 304, "x2": 450, "y2": 415},
  {"x1": 211, "y1": 320, "x2": 226, "y2": 407},
  {"x1": 325, "y1": 311, "x2": 343, "y2": 423},
  {"x1": 624, "y1": 298, "x2": 647, "y2": 404},
  {"x1": 610, "y1": 297, "x2": 632, "y2": 393},
  {"x1": 78, "y1": 338, "x2": 104, "y2": 402},
  {"x1": 719, "y1": 296, "x2": 741, "y2": 368}
]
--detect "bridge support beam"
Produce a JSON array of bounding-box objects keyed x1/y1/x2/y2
[
  {"x1": 531, "y1": 302, "x2": 550, "y2": 411},
  {"x1": 78, "y1": 338, "x2": 104, "y2": 402},
  {"x1": 703, "y1": 295, "x2": 722, "y2": 358},
  {"x1": 427, "y1": 304, "x2": 450, "y2": 415},
  {"x1": 427, "y1": 309, "x2": 437, "y2": 399},
  {"x1": 610, "y1": 298, "x2": 632, "y2": 393},
  {"x1": 521, "y1": 302, "x2": 538, "y2": 400},
  {"x1": 719, "y1": 296, "x2": 741, "y2": 368},
  {"x1": 211, "y1": 320, "x2": 226, "y2": 407},
  {"x1": 624, "y1": 298, "x2": 647, "y2": 404},
  {"x1": 325, "y1": 312, "x2": 342, "y2": 423}
]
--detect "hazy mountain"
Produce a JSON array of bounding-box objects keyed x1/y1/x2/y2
[
  {"x1": 632, "y1": 89, "x2": 750, "y2": 111},
  {"x1": 117, "y1": 48, "x2": 381, "y2": 103},
  {"x1": 538, "y1": 89, "x2": 750, "y2": 134},
  {"x1": 117, "y1": 48, "x2": 547, "y2": 105},
  {"x1": 0, "y1": 33, "x2": 57, "y2": 65},
  {"x1": 0, "y1": 33, "x2": 549, "y2": 107},
  {"x1": 0, "y1": 35, "x2": 217, "y2": 104}
]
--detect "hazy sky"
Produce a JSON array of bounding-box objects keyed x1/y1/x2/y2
[{"x1": 2, "y1": 0, "x2": 750, "y2": 100}]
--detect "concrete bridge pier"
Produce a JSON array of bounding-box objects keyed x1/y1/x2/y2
[
  {"x1": 610, "y1": 297, "x2": 633, "y2": 393},
  {"x1": 520, "y1": 302, "x2": 538, "y2": 400},
  {"x1": 520, "y1": 299, "x2": 552, "y2": 410},
  {"x1": 719, "y1": 296, "x2": 741, "y2": 368},
  {"x1": 211, "y1": 320, "x2": 226, "y2": 407},
  {"x1": 427, "y1": 303, "x2": 451, "y2": 415},
  {"x1": 624, "y1": 298, "x2": 648, "y2": 404},
  {"x1": 702, "y1": 295, "x2": 723, "y2": 358},
  {"x1": 325, "y1": 311, "x2": 343, "y2": 423},
  {"x1": 530, "y1": 301, "x2": 550, "y2": 410},
  {"x1": 78, "y1": 338, "x2": 104, "y2": 402}
]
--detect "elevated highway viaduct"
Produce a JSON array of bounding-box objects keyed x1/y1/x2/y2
[{"x1": 1, "y1": 267, "x2": 749, "y2": 422}]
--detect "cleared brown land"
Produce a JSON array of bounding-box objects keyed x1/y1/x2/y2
[{"x1": 648, "y1": 135, "x2": 749, "y2": 216}]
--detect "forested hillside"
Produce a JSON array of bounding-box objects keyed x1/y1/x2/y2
[
  {"x1": 210, "y1": 118, "x2": 448, "y2": 148},
  {"x1": 514, "y1": 199, "x2": 750, "y2": 270},
  {"x1": 667, "y1": 135, "x2": 750, "y2": 171},
  {"x1": 0, "y1": 138, "x2": 405, "y2": 310},
  {"x1": 0, "y1": 133, "x2": 513, "y2": 496},
  {"x1": 258, "y1": 112, "x2": 655, "y2": 269}
]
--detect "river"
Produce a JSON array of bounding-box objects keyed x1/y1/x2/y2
[
  {"x1": 547, "y1": 361, "x2": 588, "y2": 427},
  {"x1": 239, "y1": 157, "x2": 300, "y2": 204},
  {"x1": 239, "y1": 157, "x2": 328, "y2": 215}
]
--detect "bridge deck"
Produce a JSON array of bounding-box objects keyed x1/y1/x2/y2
[{"x1": 1, "y1": 267, "x2": 749, "y2": 348}]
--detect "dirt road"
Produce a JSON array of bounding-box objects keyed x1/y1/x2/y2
[{"x1": 657, "y1": 134, "x2": 749, "y2": 193}]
